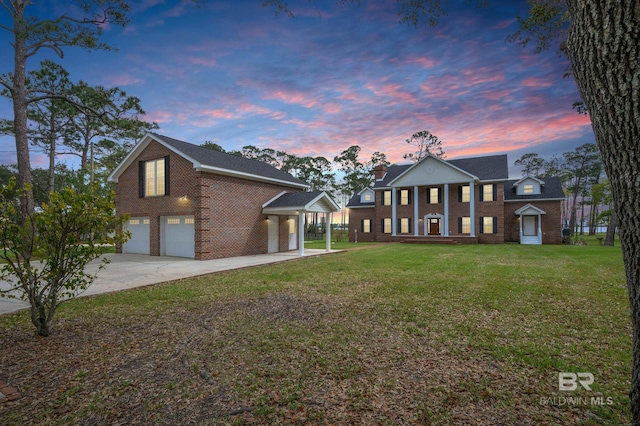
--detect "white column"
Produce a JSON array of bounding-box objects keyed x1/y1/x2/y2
[
  {"x1": 538, "y1": 214, "x2": 543, "y2": 244},
  {"x1": 413, "y1": 185, "x2": 419, "y2": 236},
  {"x1": 325, "y1": 212, "x2": 332, "y2": 252},
  {"x1": 298, "y1": 211, "x2": 305, "y2": 256},
  {"x1": 469, "y1": 182, "x2": 475, "y2": 236},
  {"x1": 443, "y1": 184, "x2": 449, "y2": 236},
  {"x1": 519, "y1": 214, "x2": 523, "y2": 243},
  {"x1": 391, "y1": 187, "x2": 397, "y2": 236}
]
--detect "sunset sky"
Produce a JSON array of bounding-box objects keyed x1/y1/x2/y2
[{"x1": 0, "y1": 0, "x2": 594, "y2": 177}]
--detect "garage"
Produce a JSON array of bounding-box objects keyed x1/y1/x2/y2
[
  {"x1": 161, "y1": 215, "x2": 195, "y2": 258},
  {"x1": 123, "y1": 217, "x2": 150, "y2": 254}
]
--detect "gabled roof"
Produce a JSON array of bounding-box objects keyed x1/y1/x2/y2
[
  {"x1": 346, "y1": 193, "x2": 375, "y2": 208},
  {"x1": 515, "y1": 203, "x2": 547, "y2": 215},
  {"x1": 504, "y1": 176, "x2": 565, "y2": 201},
  {"x1": 108, "y1": 133, "x2": 309, "y2": 189},
  {"x1": 372, "y1": 154, "x2": 508, "y2": 189},
  {"x1": 262, "y1": 191, "x2": 340, "y2": 214},
  {"x1": 512, "y1": 175, "x2": 545, "y2": 187}
]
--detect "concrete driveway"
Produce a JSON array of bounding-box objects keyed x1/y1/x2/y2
[{"x1": 0, "y1": 249, "x2": 340, "y2": 316}]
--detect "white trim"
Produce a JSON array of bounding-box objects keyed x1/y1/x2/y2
[
  {"x1": 262, "y1": 191, "x2": 288, "y2": 208},
  {"x1": 515, "y1": 203, "x2": 547, "y2": 215},
  {"x1": 109, "y1": 133, "x2": 201, "y2": 182},
  {"x1": 512, "y1": 176, "x2": 545, "y2": 187},
  {"x1": 108, "y1": 132, "x2": 310, "y2": 190},
  {"x1": 262, "y1": 191, "x2": 340, "y2": 215},
  {"x1": 388, "y1": 154, "x2": 479, "y2": 186},
  {"x1": 347, "y1": 205, "x2": 375, "y2": 209},
  {"x1": 505, "y1": 198, "x2": 564, "y2": 203}
]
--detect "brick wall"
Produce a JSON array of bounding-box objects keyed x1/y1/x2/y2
[
  {"x1": 116, "y1": 140, "x2": 302, "y2": 260},
  {"x1": 348, "y1": 208, "x2": 376, "y2": 242}
]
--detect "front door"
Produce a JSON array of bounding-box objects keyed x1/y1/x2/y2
[
  {"x1": 523, "y1": 216, "x2": 536, "y2": 236},
  {"x1": 268, "y1": 216, "x2": 279, "y2": 253},
  {"x1": 428, "y1": 218, "x2": 440, "y2": 235}
]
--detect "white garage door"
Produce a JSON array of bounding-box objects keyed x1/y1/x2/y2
[
  {"x1": 161, "y1": 216, "x2": 195, "y2": 258},
  {"x1": 123, "y1": 217, "x2": 150, "y2": 255}
]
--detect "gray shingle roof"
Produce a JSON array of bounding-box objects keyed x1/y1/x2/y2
[
  {"x1": 151, "y1": 133, "x2": 308, "y2": 188},
  {"x1": 504, "y1": 176, "x2": 565, "y2": 201},
  {"x1": 264, "y1": 191, "x2": 325, "y2": 208},
  {"x1": 372, "y1": 154, "x2": 508, "y2": 188},
  {"x1": 448, "y1": 154, "x2": 508, "y2": 181},
  {"x1": 346, "y1": 193, "x2": 375, "y2": 208},
  {"x1": 372, "y1": 165, "x2": 411, "y2": 189}
]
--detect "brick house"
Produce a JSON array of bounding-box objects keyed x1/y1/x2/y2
[
  {"x1": 108, "y1": 133, "x2": 339, "y2": 259},
  {"x1": 347, "y1": 154, "x2": 564, "y2": 244}
]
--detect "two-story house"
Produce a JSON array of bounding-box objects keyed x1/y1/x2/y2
[{"x1": 347, "y1": 154, "x2": 564, "y2": 244}]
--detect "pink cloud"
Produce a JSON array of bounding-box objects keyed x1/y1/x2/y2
[
  {"x1": 491, "y1": 18, "x2": 516, "y2": 30},
  {"x1": 521, "y1": 77, "x2": 554, "y2": 87},
  {"x1": 104, "y1": 73, "x2": 145, "y2": 87},
  {"x1": 189, "y1": 57, "x2": 217, "y2": 67}
]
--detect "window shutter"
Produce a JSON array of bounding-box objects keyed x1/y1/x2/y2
[
  {"x1": 479, "y1": 216, "x2": 484, "y2": 234},
  {"x1": 479, "y1": 187, "x2": 484, "y2": 202},
  {"x1": 409, "y1": 218, "x2": 412, "y2": 233},
  {"x1": 397, "y1": 218, "x2": 401, "y2": 232},
  {"x1": 381, "y1": 219, "x2": 385, "y2": 233},
  {"x1": 493, "y1": 217, "x2": 498, "y2": 234},
  {"x1": 361, "y1": 219, "x2": 364, "y2": 233},
  {"x1": 492, "y1": 184, "x2": 497, "y2": 202},
  {"x1": 437, "y1": 188, "x2": 442, "y2": 204},
  {"x1": 408, "y1": 189, "x2": 412, "y2": 205},
  {"x1": 138, "y1": 161, "x2": 144, "y2": 198},
  {"x1": 426, "y1": 188, "x2": 431, "y2": 204},
  {"x1": 458, "y1": 217, "x2": 462, "y2": 234},
  {"x1": 164, "y1": 155, "x2": 170, "y2": 196}
]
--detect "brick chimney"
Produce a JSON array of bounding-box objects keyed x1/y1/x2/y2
[{"x1": 373, "y1": 164, "x2": 387, "y2": 180}]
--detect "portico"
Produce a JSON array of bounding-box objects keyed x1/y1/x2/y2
[{"x1": 383, "y1": 155, "x2": 479, "y2": 239}]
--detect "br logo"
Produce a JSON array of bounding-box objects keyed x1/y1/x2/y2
[{"x1": 558, "y1": 372, "x2": 594, "y2": 391}]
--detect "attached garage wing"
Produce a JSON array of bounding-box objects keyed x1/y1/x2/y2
[{"x1": 161, "y1": 216, "x2": 195, "y2": 258}]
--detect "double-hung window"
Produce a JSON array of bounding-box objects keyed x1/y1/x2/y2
[
  {"x1": 399, "y1": 189, "x2": 411, "y2": 205},
  {"x1": 482, "y1": 184, "x2": 495, "y2": 202},
  {"x1": 460, "y1": 185, "x2": 470, "y2": 202},
  {"x1": 460, "y1": 217, "x2": 470, "y2": 234},
  {"x1": 399, "y1": 217, "x2": 411, "y2": 233},
  {"x1": 382, "y1": 218, "x2": 392, "y2": 234},
  {"x1": 480, "y1": 216, "x2": 497, "y2": 234},
  {"x1": 361, "y1": 219, "x2": 371, "y2": 233},
  {"x1": 382, "y1": 190, "x2": 392, "y2": 206},
  {"x1": 140, "y1": 156, "x2": 169, "y2": 197},
  {"x1": 428, "y1": 187, "x2": 440, "y2": 204}
]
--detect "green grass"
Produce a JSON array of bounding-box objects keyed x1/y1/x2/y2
[{"x1": 0, "y1": 241, "x2": 631, "y2": 425}]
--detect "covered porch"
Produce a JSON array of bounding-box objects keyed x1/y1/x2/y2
[
  {"x1": 262, "y1": 191, "x2": 340, "y2": 256},
  {"x1": 515, "y1": 204, "x2": 545, "y2": 245}
]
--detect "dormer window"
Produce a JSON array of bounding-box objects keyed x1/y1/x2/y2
[
  {"x1": 363, "y1": 193, "x2": 372, "y2": 202},
  {"x1": 514, "y1": 177, "x2": 543, "y2": 195}
]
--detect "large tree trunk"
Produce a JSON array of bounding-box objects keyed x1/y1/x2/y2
[
  {"x1": 605, "y1": 207, "x2": 617, "y2": 246},
  {"x1": 565, "y1": 0, "x2": 640, "y2": 421},
  {"x1": 12, "y1": 1, "x2": 35, "y2": 220}
]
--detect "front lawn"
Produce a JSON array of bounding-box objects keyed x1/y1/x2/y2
[{"x1": 0, "y1": 242, "x2": 631, "y2": 424}]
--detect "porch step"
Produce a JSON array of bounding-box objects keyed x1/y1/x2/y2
[
  {"x1": 401, "y1": 237, "x2": 460, "y2": 245},
  {"x1": 520, "y1": 236, "x2": 540, "y2": 245}
]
